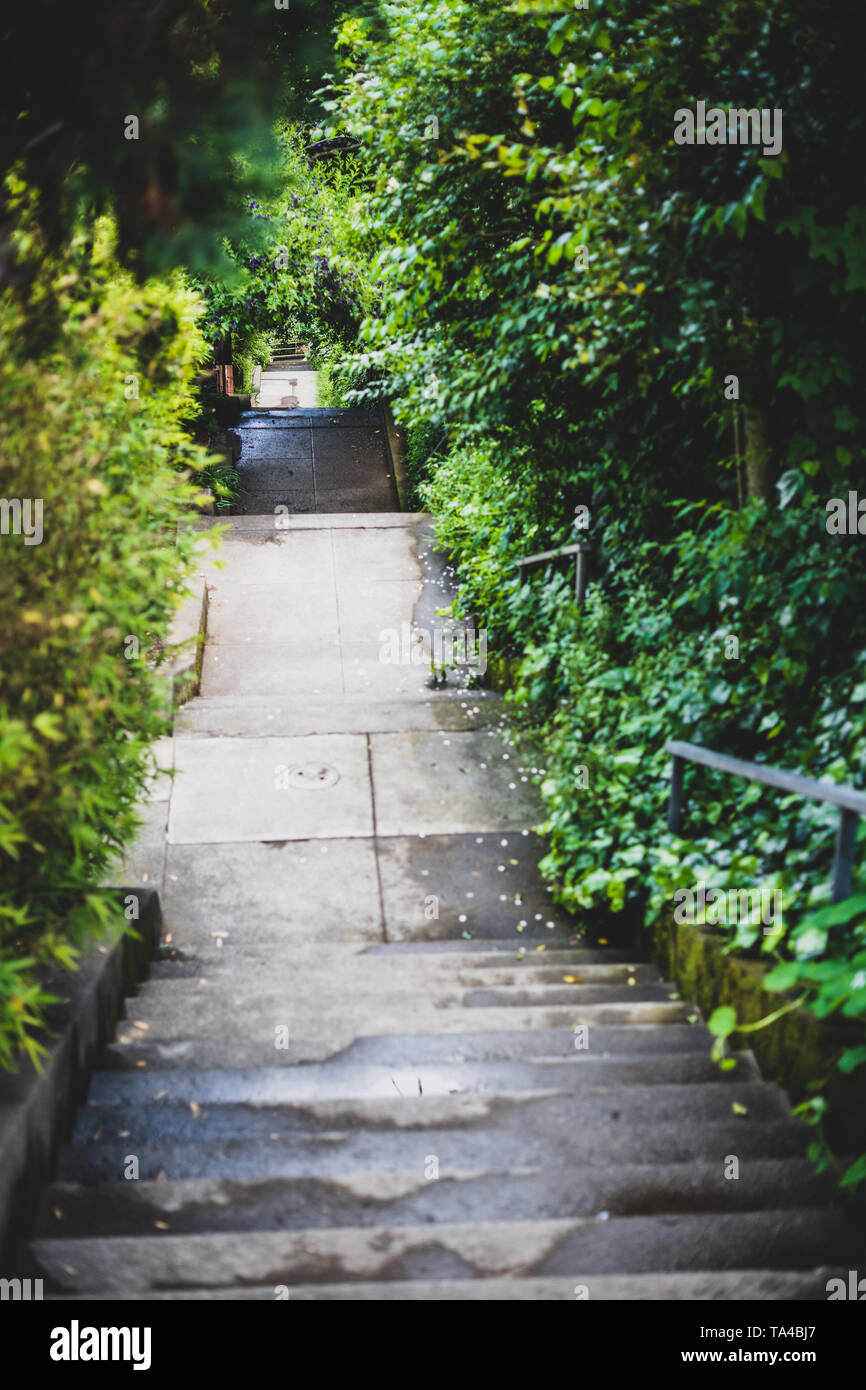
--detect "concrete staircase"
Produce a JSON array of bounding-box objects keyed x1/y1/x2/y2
[
  {"x1": 27, "y1": 931, "x2": 863, "y2": 1298},
  {"x1": 23, "y1": 400, "x2": 865, "y2": 1299},
  {"x1": 269, "y1": 342, "x2": 307, "y2": 368},
  {"x1": 250, "y1": 342, "x2": 318, "y2": 414}
]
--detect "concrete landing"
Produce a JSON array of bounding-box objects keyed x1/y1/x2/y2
[{"x1": 234, "y1": 365, "x2": 399, "y2": 514}]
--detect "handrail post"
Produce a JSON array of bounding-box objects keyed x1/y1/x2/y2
[
  {"x1": 832, "y1": 808, "x2": 859, "y2": 903},
  {"x1": 575, "y1": 544, "x2": 590, "y2": 606},
  {"x1": 668, "y1": 754, "x2": 685, "y2": 834}
]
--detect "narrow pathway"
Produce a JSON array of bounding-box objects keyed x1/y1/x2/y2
[
  {"x1": 235, "y1": 347, "x2": 399, "y2": 514},
  {"x1": 26, "y1": 374, "x2": 864, "y2": 1298}
]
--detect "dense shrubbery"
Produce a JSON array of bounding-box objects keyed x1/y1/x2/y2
[
  {"x1": 191, "y1": 128, "x2": 377, "y2": 395},
  {"x1": 0, "y1": 0, "x2": 350, "y2": 286},
  {"x1": 0, "y1": 192, "x2": 216, "y2": 1067},
  {"x1": 317, "y1": 0, "x2": 866, "y2": 1180}
]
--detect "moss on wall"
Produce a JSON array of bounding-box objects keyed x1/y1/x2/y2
[{"x1": 649, "y1": 914, "x2": 866, "y2": 1154}]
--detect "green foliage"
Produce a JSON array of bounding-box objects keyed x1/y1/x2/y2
[
  {"x1": 324, "y1": 0, "x2": 866, "y2": 1181},
  {"x1": 424, "y1": 441, "x2": 866, "y2": 1181},
  {"x1": 234, "y1": 328, "x2": 273, "y2": 398},
  {"x1": 1, "y1": 0, "x2": 356, "y2": 284},
  {"x1": 200, "y1": 462, "x2": 241, "y2": 514},
  {"x1": 191, "y1": 127, "x2": 377, "y2": 368},
  {"x1": 324, "y1": 0, "x2": 864, "y2": 496},
  {"x1": 0, "y1": 193, "x2": 217, "y2": 1068},
  {"x1": 403, "y1": 422, "x2": 448, "y2": 510}
]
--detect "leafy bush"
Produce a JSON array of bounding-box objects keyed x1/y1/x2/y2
[
  {"x1": 191, "y1": 127, "x2": 377, "y2": 374},
  {"x1": 0, "y1": 193, "x2": 216, "y2": 1069},
  {"x1": 328, "y1": 0, "x2": 865, "y2": 509},
  {"x1": 234, "y1": 328, "x2": 273, "y2": 399},
  {"x1": 423, "y1": 441, "x2": 866, "y2": 1183}
]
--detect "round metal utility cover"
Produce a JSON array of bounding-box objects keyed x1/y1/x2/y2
[{"x1": 287, "y1": 763, "x2": 340, "y2": 789}]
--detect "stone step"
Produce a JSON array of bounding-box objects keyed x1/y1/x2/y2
[
  {"x1": 180, "y1": 692, "x2": 499, "y2": 708},
  {"x1": 84, "y1": 1051, "x2": 761, "y2": 1107},
  {"x1": 188, "y1": 512, "x2": 426, "y2": 531},
  {"x1": 54, "y1": 1117, "x2": 809, "y2": 1184},
  {"x1": 36, "y1": 1159, "x2": 837, "y2": 1239},
  {"x1": 126, "y1": 966, "x2": 673, "y2": 1002},
  {"x1": 238, "y1": 409, "x2": 380, "y2": 428},
  {"x1": 131, "y1": 977, "x2": 674, "y2": 1009},
  {"x1": 36, "y1": 1269, "x2": 842, "y2": 1300},
  {"x1": 31, "y1": 1208, "x2": 861, "y2": 1292},
  {"x1": 109, "y1": 999, "x2": 696, "y2": 1058},
  {"x1": 361, "y1": 941, "x2": 632, "y2": 960},
  {"x1": 68, "y1": 1084, "x2": 793, "y2": 1150},
  {"x1": 143, "y1": 941, "x2": 606, "y2": 975},
  {"x1": 146, "y1": 961, "x2": 663, "y2": 990},
  {"x1": 154, "y1": 946, "x2": 638, "y2": 975},
  {"x1": 176, "y1": 694, "x2": 503, "y2": 737},
  {"x1": 108, "y1": 1004, "x2": 699, "y2": 1060},
  {"x1": 99, "y1": 1023, "x2": 718, "y2": 1072}
]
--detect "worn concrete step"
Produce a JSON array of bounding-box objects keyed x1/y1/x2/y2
[
  {"x1": 36, "y1": 1159, "x2": 838, "y2": 1239},
  {"x1": 121, "y1": 990, "x2": 691, "y2": 1031},
  {"x1": 108, "y1": 1005, "x2": 696, "y2": 1062},
  {"x1": 329, "y1": 1023, "x2": 716, "y2": 1057},
  {"x1": 131, "y1": 978, "x2": 674, "y2": 1010},
  {"x1": 145, "y1": 961, "x2": 662, "y2": 990},
  {"x1": 31, "y1": 1208, "x2": 862, "y2": 1292},
  {"x1": 463, "y1": 984, "x2": 673, "y2": 1006},
  {"x1": 135, "y1": 945, "x2": 647, "y2": 978},
  {"x1": 55, "y1": 1116, "x2": 809, "y2": 1183},
  {"x1": 182, "y1": 690, "x2": 502, "y2": 705},
  {"x1": 68, "y1": 1084, "x2": 792, "y2": 1151},
  {"x1": 189, "y1": 512, "x2": 426, "y2": 532},
  {"x1": 36, "y1": 1268, "x2": 843, "y2": 1300},
  {"x1": 107, "y1": 1004, "x2": 702, "y2": 1063},
  {"x1": 238, "y1": 409, "x2": 381, "y2": 427},
  {"x1": 84, "y1": 1052, "x2": 761, "y2": 1108},
  {"x1": 176, "y1": 694, "x2": 502, "y2": 737},
  {"x1": 361, "y1": 942, "x2": 635, "y2": 961},
  {"x1": 100, "y1": 1023, "x2": 717, "y2": 1072},
  {"x1": 130, "y1": 944, "x2": 649, "y2": 979}
]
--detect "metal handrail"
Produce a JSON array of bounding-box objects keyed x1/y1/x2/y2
[
  {"x1": 666, "y1": 739, "x2": 866, "y2": 902},
  {"x1": 514, "y1": 541, "x2": 591, "y2": 605}
]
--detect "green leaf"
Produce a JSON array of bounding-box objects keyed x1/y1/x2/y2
[{"x1": 707, "y1": 1006, "x2": 738, "y2": 1038}]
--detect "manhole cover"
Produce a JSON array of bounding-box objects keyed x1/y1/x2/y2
[{"x1": 286, "y1": 763, "x2": 340, "y2": 789}]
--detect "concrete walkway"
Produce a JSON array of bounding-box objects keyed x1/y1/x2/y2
[
  {"x1": 26, "y1": 375, "x2": 865, "y2": 1298},
  {"x1": 236, "y1": 356, "x2": 398, "y2": 514},
  {"x1": 255, "y1": 361, "x2": 319, "y2": 411}
]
